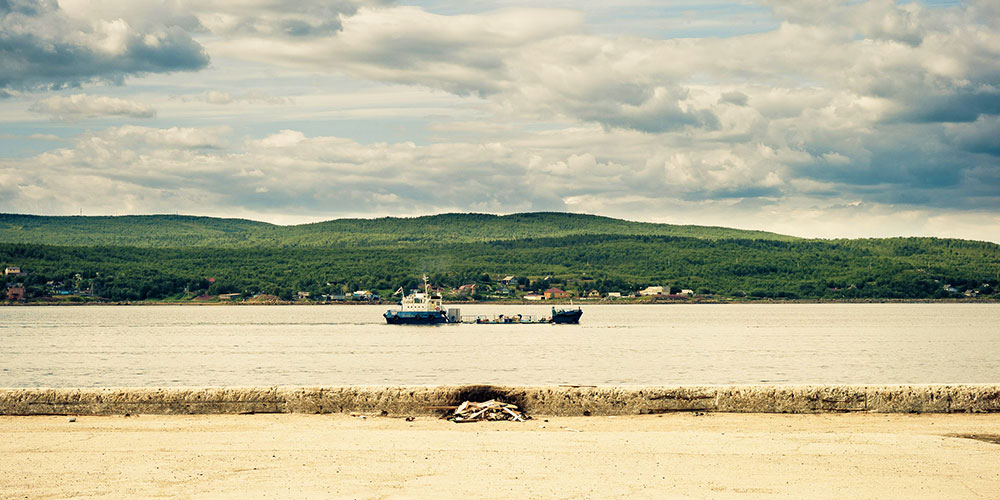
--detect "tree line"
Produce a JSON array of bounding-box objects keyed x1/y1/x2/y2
[{"x1": 2, "y1": 233, "x2": 997, "y2": 301}]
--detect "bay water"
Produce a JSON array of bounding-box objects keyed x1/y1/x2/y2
[{"x1": 2, "y1": 303, "x2": 998, "y2": 387}]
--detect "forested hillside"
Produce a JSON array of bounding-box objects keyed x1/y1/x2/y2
[
  {"x1": 0, "y1": 212, "x2": 794, "y2": 247},
  {"x1": 1, "y1": 212, "x2": 998, "y2": 302}
]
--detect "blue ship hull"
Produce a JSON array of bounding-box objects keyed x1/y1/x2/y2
[{"x1": 384, "y1": 309, "x2": 450, "y2": 325}]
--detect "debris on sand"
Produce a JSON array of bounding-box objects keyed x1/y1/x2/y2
[{"x1": 448, "y1": 400, "x2": 528, "y2": 423}]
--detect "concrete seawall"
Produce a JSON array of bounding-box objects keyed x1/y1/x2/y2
[{"x1": 2, "y1": 385, "x2": 999, "y2": 416}]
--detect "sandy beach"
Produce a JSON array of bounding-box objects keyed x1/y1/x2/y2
[{"x1": 3, "y1": 412, "x2": 998, "y2": 499}]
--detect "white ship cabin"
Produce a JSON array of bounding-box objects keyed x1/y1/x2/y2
[
  {"x1": 401, "y1": 290, "x2": 444, "y2": 311},
  {"x1": 401, "y1": 277, "x2": 444, "y2": 312}
]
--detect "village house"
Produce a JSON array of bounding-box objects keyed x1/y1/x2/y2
[
  {"x1": 544, "y1": 287, "x2": 570, "y2": 300},
  {"x1": 6, "y1": 285, "x2": 26, "y2": 301},
  {"x1": 457, "y1": 284, "x2": 477, "y2": 296},
  {"x1": 4, "y1": 266, "x2": 25, "y2": 276},
  {"x1": 639, "y1": 285, "x2": 666, "y2": 296},
  {"x1": 606, "y1": 292, "x2": 622, "y2": 299},
  {"x1": 588, "y1": 289, "x2": 601, "y2": 298},
  {"x1": 297, "y1": 291, "x2": 311, "y2": 299},
  {"x1": 523, "y1": 292, "x2": 544, "y2": 301}
]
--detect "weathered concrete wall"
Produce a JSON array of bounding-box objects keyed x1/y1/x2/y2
[{"x1": 1, "y1": 385, "x2": 998, "y2": 416}]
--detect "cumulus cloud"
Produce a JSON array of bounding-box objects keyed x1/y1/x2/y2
[
  {"x1": 99, "y1": 125, "x2": 230, "y2": 149},
  {"x1": 206, "y1": 1, "x2": 1000, "y2": 140},
  {"x1": 29, "y1": 93, "x2": 155, "y2": 119},
  {"x1": 57, "y1": 0, "x2": 392, "y2": 38},
  {"x1": 0, "y1": 0, "x2": 209, "y2": 92},
  {"x1": 946, "y1": 116, "x2": 1000, "y2": 157}
]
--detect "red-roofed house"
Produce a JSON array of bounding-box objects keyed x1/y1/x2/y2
[
  {"x1": 6, "y1": 285, "x2": 25, "y2": 301},
  {"x1": 544, "y1": 287, "x2": 570, "y2": 300}
]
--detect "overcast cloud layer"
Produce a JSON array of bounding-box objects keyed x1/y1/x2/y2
[{"x1": 0, "y1": 0, "x2": 997, "y2": 241}]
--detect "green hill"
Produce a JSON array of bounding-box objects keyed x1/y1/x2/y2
[
  {"x1": 0, "y1": 214, "x2": 273, "y2": 247},
  {"x1": 0, "y1": 212, "x2": 795, "y2": 248},
  {"x1": 1, "y1": 212, "x2": 997, "y2": 302}
]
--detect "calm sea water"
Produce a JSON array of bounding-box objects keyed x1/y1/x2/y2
[{"x1": 1, "y1": 304, "x2": 998, "y2": 387}]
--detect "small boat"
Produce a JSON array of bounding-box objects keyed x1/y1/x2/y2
[
  {"x1": 550, "y1": 306, "x2": 583, "y2": 324},
  {"x1": 383, "y1": 276, "x2": 450, "y2": 325}
]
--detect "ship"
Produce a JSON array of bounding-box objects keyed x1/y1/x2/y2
[
  {"x1": 384, "y1": 276, "x2": 583, "y2": 325},
  {"x1": 550, "y1": 306, "x2": 583, "y2": 324},
  {"x1": 383, "y1": 276, "x2": 450, "y2": 325}
]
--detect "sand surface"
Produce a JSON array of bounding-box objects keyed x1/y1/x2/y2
[{"x1": 2, "y1": 413, "x2": 999, "y2": 499}]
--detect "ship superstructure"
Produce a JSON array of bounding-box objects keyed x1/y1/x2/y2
[{"x1": 383, "y1": 276, "x2": 450, "y2": 324}]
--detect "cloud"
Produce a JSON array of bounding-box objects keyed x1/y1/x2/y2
[
  {"x1": 179, "y1": 90, "x2": 294, "y2": 105},
  {"x1": 0, "y1": 0, "x2": 209, "y2": 92},
  {"x1": 946, "y1": 116, "x2": 1000, "y2": 156},
  {"x1": 3, "y1": 125, "x2": 996, "y2": 241},
  {"x1": 99, "y1": 125, "x2": 230, "y2": 149},
  {"x1": 29, "y1": 93, "x2": 155, "y2": 119},
  {"x1": 209, "y1": 7, "x2": 727, "y2": 133},
  {"x1": 56, "y1": 0, "x2": 392, "y2": 38},
  {"x1": 719, "y1": 91, "x2": 748, "y2": 106},
  {"x1": 205, "y1": 1, "x2": 1000, "y2": 141}
]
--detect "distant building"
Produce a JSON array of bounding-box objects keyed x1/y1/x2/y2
[
  {"x1": 6, "y1": 285, "x2": 25, "y2": 301},
  {"x1": 523, "y1": 293, "x2": 544, "y2": 301},
  {"x1": 4, "y1": 266, "x2": 24, "y2": 276},
  {"x1": 218, "y1": 293, "x2": 241, "y2": 300},
  {"x1": 639, "y1": 286, "x2": 666, "y2": 296},
  {"x1": 606, "y1": 292, "x2": 622, "y2": 299},
  {"x1": 457, "y1": 284, "x2": 477, "y2": 296},
  {"x1": 680, "y1": 289, "x2": 695, "y2": 296},
  {"x1": 588, "y1": 289, "x2": 601, "y2": 298},
  {"x1": 297, "y1": 291, "x2": 311, "y2": 299},
  {"x1": 544, "y1": 288, "x2": 570, "y2": 300}
]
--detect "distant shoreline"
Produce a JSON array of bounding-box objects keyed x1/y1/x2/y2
[{"x1": 3, "y1": 298, "x2": 998, "y2": 306}]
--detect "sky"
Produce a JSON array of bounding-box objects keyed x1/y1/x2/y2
[{"x1": 0, "y1": 0, "x2": 998, "y2": 242}]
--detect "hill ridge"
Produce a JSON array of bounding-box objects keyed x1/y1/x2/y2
[{"x1": 0, "y1": 211, "x2": 796, "y2": 248}]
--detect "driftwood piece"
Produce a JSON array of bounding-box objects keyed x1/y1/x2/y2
[{"x1": 448, "y1": 399, "x2": 529, "y2": 423}]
